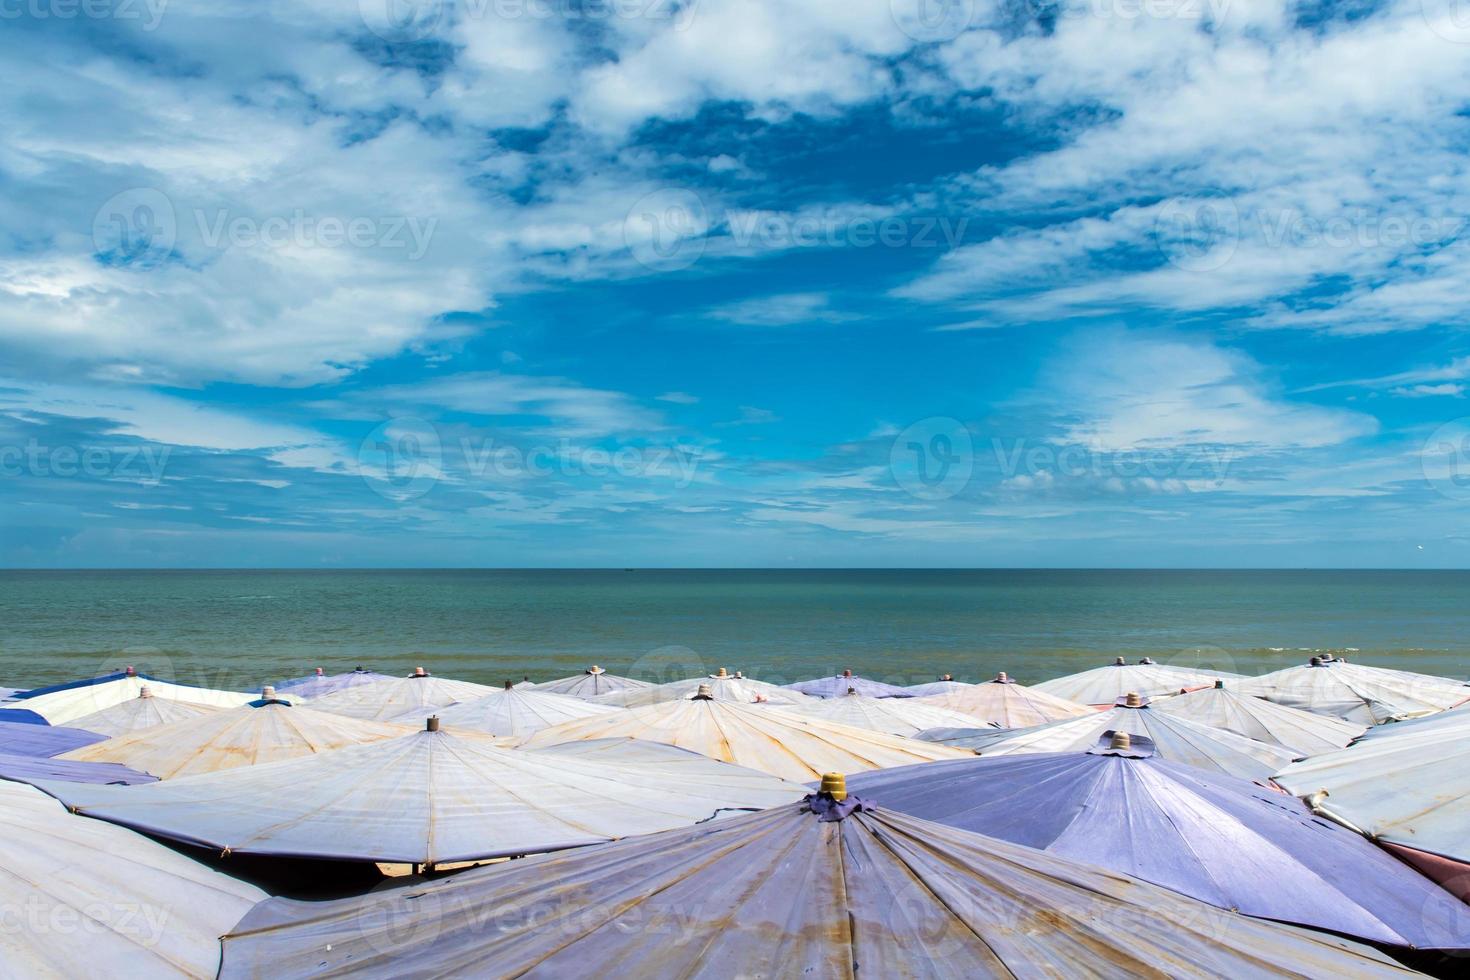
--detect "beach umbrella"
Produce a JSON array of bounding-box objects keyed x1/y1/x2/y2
[
  {"x1": 395, "y1": 682, "x2": 619, "y2": 737},
  {"x1": 5, "y1": 667, "x2": 256, "y2": 725},
  {"x1": 40, "y1": 725, "x2": 808, "y2": 866},
  {"x1": 919, "y1": 692, "x2": 1297, "y2": 780},
  {"x1": 591, "y1": 667, "x2": 809, "y2": 707},
  {"x1": 533, "y1": 664, "x2": 655, "y2": 699},
  {"x1": 215, "y1": 781, "x2": 1420, "y2": 980},
  {"x1": 1274, "y1": 713, "x2": 1470, "y2": 900},
  {"x1": 59, "y1": 695, "x2": 410, "y2": 779},
  {"x1": 522, "y1": 689, "x2": 971, "y2": 780},
  {"x1": 775, "y1": 689, "x2": 981, "y2": 737},
  {"x1": 1353, "y1": 703, "x2": 1470, "y2": 741},
  {"x1": 786, "y1": 668, "x2": 912, "y2": 699},
  {"x1": 1149, "y1": 678, "x2": 1366, "y2": 755},
  {"x1": 0, "y1": 706, "x2": 47, "y2": 725},
  {"x1": 846, "y1": 734, "x2": 1470, "y2": 950},
  {"x1": 1032, "y1": 657, "x2": 1239, "y2": 706},
  {"x1": 0, "y1": 781, "x2": 265, "y2": 978},
  {"x1": 902, "y1": 677, "x2": 971, "y2": 697},
  {"x1": 66, "y1": 685, "x2": 224, "y2": 737},
  {"x1": 0, "y1": 686, "x2": 19, "y2": 700},
  {"x1": 303, "y1": 667, "x2": 498, "y2": 721},
  {"x1": 0, "y1": 719, "x2": 105, "y2": 758},
  {"x1": 273, "y1": 666, "x2": 394, "y2": 699},
  {"x1": 0, "y1": 752, "x2": 158, "y2": 787},
  {"x1": 917, "y1": 671, "x2": 1096, "y2": 728},
  {"x1": 1234, "y1": 657, "x2": 1467, "y2": 725}
]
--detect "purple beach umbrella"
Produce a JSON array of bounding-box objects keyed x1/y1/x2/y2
[
  {"x1": 785, "y1": 668, "x2": 911, "y2": 699},
  {"x1": 845, "y1": 733, "x2": 1470, "y2": 950},
  {"x1": 273, "y1": 667, "x2": 393, "y2": 699},
  {"x1": 0, "y1": 752, "x2": 158, "y2": 787},
  {"x1": 0, "y1": 720, "x2": 106, "y2": 758}
]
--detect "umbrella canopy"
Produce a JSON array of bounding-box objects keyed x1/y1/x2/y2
[
  {"x1": 40, "y1": 727, "x2": 808, "y2": 865},
  {"x1": 902, "y1": 678, "x2": 971, "y2": 697},
  {"x1": 1353, "y1": 703, "x2": 1470, "y2": 741},
  {"x1": 920, "y1": 693, "x2": 1297, "y2": 780},
  {"x1": 846, "y1": 738, "x2": 1470, "y2": 950},
  {"x1": 1274, "y1": 715, "x2": 1470, "y2": 897},
  {"x1": 1234, "y1": 657, "x2": 1468, "y2": 725},
  {"x1": 396, "y1": 684, "x2": 619, "y2": 737},
  {"x1": 303, "y1": 668, "x2": 498, "y2": 721},
  {"x1": 0, "y1": 781, "x2": 266, "y2": 978},
  {"x1": 1149, "y1": 679, "x2": 1365, "y2": 755},
  {"x1": 917, "y1": 671, "x2": 1096, "y2": 728},
  {"x1": 0, "y1": 719, "x2": 105, "y2": 758},
  {"x1": 5, "y1": 669, "x2": 256, "y2": 725},
  {"x1": 785, "y1": 668, "x2": 911, "y2": 699},
  {"x1": 1032, "y1": 657, "x2": 1240, "y2": 706},
  {"x1": 591, "y1": 667, "x2": 809, "y2": 707},
  {"x1": 0, "y1": 752, "x2": 158, "y2": 787},
  {"x1": 66, "y1": 686, "x2": 224, "y2": 737},
  {"x1": 216, "y1": 790, "x2": 1420, "y2": 980},
  {"x1": 59, "y1": 701, "x2": 411, "y2": 779},
  {"x1": 522, "y1": 695, "x2": 971, "y2": 780},
  {"x1": 273, "y1": 667, "x2": 394, "y2": 699},
  {"x1": 533, "y1": 665, "x2": 655, "y2": 699},
  {"x1": 0, "y1": 706, "x2": 47, "y2": 725},
  {"x1": 775, "y1": 690, "x2": 980, "y2": 737}
]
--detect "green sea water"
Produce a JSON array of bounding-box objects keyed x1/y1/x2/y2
[{"x1": 1, "y1": 569, "x2": 1466, "y2": 693}]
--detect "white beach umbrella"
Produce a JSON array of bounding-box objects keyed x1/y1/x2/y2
[
  {"x1": 1032, "y1": 657, "x2": 1240, "y2": 706},
  {"x1": 776, "y1": 689, "x2": 981, "y2": 737},
  {"x1": 1150, "y1": 678, "x2": 1366, "y2": 755},
  {"x1": 523, "y1": 689, "x2": 971, "y2": 780},
  {"x1": 1274, "y1": 711, "x2": 1470, "y2": 898},
  {"x1": 918, "y1": 671, "x2": 1096, "y2": 728},
  {"x1": 924, "y1": 692, "x2": 1297, "y2": 780},
  {"x1": 902, "y1": 678, "x2": 971, "y2": 697},
  {"x1": 60, "y1": 697, "x2": 411, "y2": 779},
  {"x1": 533, "y1": 665, "x2": 655, "y2": 699},
  {"x1": 41, "y1": 725, "x2": 808, "y2": 866},
  {"x1": 67, "y1": 686, "x2": 224, "y2": 738},
  {"x1": 395, "y1": 683, "x2": 619, "y2": 737},
  {"x1": 1234, "y1": 657, "x2": 1467, "y2": 725},
  {"x1": 3, "y1": 669, "x2": 256, "y2": 726},
  {"x1": 591, "y1": 667, "x2": 809, "y2": 707},
  {"x1": 215, "y1": 785, "x2": 1420, "y2": 980},
  {"x1": 0, "y1": 780, "x2": 264, "y2": 978},
  {"x1": 303, "y1": 667, "x2": 498, "y2": 721}
]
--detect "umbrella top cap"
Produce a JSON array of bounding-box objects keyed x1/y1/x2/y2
[
  {"x1": 125, "y1": 665, "x2": 136, "y2": 676},
  {"x1": 842, "y1": 669, "x2": 853, "y2": 678},
  {"x1": 412, "y1": 667, "x2": 429, "y2": 678},
  {"x1": 693, "y1": 684, "x2": 714, "y2": 701},
  {"x1": 714, "y1": 668, "x2": 729, "y2": 679},
  {"x1": 1139, "y1": 657, "x2": 1156, "y2": 665},
  {"x1": 504, "y1": 680, "x2": 514, "y2": 690},
  {"x1": 426, "y1": 716, "x2": 440, "y2": 732},
  {"x1": 138, "y1": 686, "x2": 153, "y2": 699},
  {"x1": 1309, "y1": 656, "x2": 1324, "y2": 667},
  {"x1": 993, "y1": 671, "x2": 1011, "y2": 684},
  {"x1": 587, "y1": 665, "x2": 604, "y2": 675},
  {"x1": 734, "y1": 671, "x2": 744, "y2": 679},
  {"x1": 845, "y1": 687, "x2": 858, "y2": 696},
  {"x1": 1124, "y1": 691, "x2": 1144, "y2": 708},
  {"x1": 1110, "y1": 731, "x2": 1131, "y2": 750},
  {"x1": 262, "y1": 686, "x2": 276, "y2": 699},
  {"x1": 1214, "y1": 679, "x2": 1225, "y2": 689},
  {"x1": 314, "y1": 668, "x2": 324, "y2": 676},
  {"x1": 1112, "y1": 657, "x2": 1126, "y2": 666},
  {"x1": 818, "y1": 772, "x2": 847, "y2": 802}
]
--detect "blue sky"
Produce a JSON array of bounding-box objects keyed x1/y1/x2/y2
[{"x1": 2, "y1": 1, "x2": 1470, "y2": 567}]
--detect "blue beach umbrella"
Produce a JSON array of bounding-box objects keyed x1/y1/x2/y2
[
  {"x1": 215, "y1": 782, "x2": 1420, "y2": 979},
  {"x1": 846, "y1": 733, "x2": 1470, "y2": 950},
  {"x1": 0, "y1": 706, "x2": 48, "y2": 725},
  {"x1": 785, "y1": 668, "x2": 912, "y2": 699}
]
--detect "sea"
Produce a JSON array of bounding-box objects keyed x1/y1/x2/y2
[{"x1": 1, "y1": 569, "x2": 1467, "y2": 693}]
